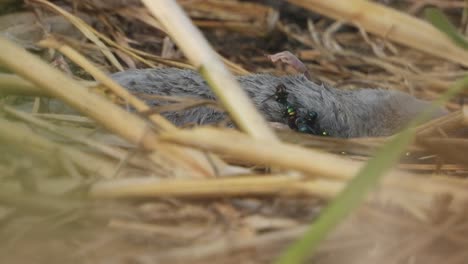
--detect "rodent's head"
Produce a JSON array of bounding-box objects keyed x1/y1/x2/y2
[{"x1": 269, "y1": 77, "x2": 449, "y2": 137}]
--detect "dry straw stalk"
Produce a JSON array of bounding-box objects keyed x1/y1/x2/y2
[
  {"x1": 141, "y1": 0, "x2": 278, "y2": 141},
  {"x1": 0, "y1": 116, "x2": 117, "y2": 178},
  {"x1": 0, "y1": 36, "x2": 215, "y2": 178},
  {"x1": 160, "y1": 127, "x2": 468, "y2": 209},
  {"x1": 0, "y1": 37, "x2": 155, "y2": 147},
  {"x1": 38, "y1": 37, "x2": 175, "y2": 132},
  {"x1": 0, "y1": 73, "x2": 47, "y2": 96},
  {"x1": 1, "y1": 105, "x2": 155, "y2": 171},
  {"x1": 90, "y1": 175, "x2": 344, "y2": 199},
  {"x1": 162, "y1": 127, "x2": 363, "y2": 180},
  {"x1": 288, "y1": 0, "x2": 468, "y2": 67}
]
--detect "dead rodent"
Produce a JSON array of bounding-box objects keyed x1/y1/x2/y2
[{"x1": 111, "y1": 67, "x2": 448, "y2": 138}]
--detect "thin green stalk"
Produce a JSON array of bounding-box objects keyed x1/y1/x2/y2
[
  {"x1": 275, "y1": 75, "x2": 468, "y2": 264},
  {"x1": 425, "y1": 7, "x2": 468, "y2": 49}
]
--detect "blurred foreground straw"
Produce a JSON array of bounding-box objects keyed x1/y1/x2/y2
[
  {"x1": 0, "y1": 73, "x2": 48, "y2": 96},
  {"x1": 158, "y1": 127, "x2": 468, "y2": 205},
  {"x1": 0, "y1": 116, "x2": 117, "y2": 178},
  {"x1": 91, "y1": 175, "x2": 344, "y2": 199},
  {"x1": 0, "y1": 36, "x2": 218, "y2": 178},
  {"x1": 141, "y1": 0, "x2": 278, "y2": 141}
]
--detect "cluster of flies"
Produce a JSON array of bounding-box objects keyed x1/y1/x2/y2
[{"x1": 263, "y1": 84, "x2": 329, "y2": 137}]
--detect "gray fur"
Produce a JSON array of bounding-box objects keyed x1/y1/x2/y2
[{"x1": 111, "y1": 68, "x2": 448, "y2": 138}]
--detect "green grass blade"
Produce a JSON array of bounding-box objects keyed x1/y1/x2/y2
[
  {"x1": 425, "y1": 7, "x2": 468, "y2": 49},
  {"x1": 275, "y1": 75, "x2": 468, "y2": 264},
  {"x1": 276, "y1": 129, "x2": 413, "y2": 264}
]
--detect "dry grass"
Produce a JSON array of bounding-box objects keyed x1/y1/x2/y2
[{"x1": 1, "y1": 0, "x2": 468, "y2": 263}]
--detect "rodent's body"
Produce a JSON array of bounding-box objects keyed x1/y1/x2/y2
[{"x1": 111, "y1": 68, "x2": 447, "y2": 138}]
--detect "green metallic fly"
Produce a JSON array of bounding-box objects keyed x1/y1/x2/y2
[{"x1": 263, "y1": 84, "x2": 329, "y2": 136}]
